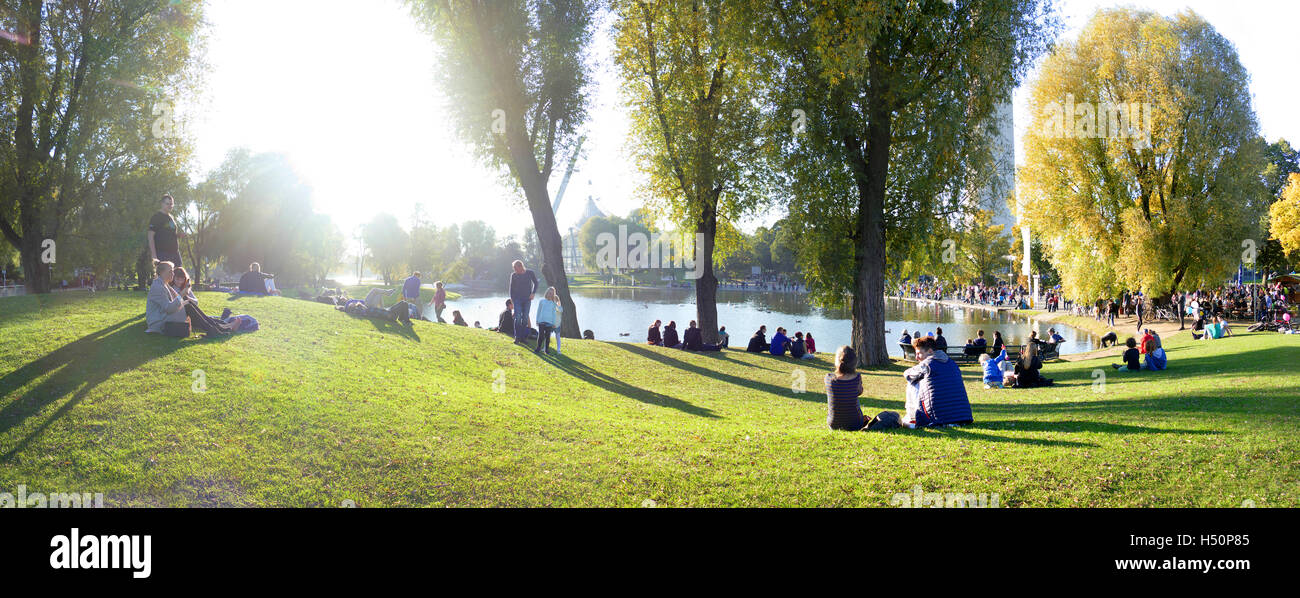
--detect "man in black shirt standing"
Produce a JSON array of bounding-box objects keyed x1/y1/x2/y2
[{"x1": 148, "y1": 194, "x2": 187, "y2": 268}]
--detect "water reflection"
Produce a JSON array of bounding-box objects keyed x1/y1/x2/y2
[{"x1": 449, "y1": 287, "x2": 1097, "y2": 357}]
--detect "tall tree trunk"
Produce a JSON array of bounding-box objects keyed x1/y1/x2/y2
[
  {"x1": 695, "y1": 200, "x2": 719, "y2": 344},
  {"x1": 18, "y1": 205, "x2": 51, "y2": 294},
  {"x1": 849, "y1": 88, "x2": 892, "y2": 367},
  {"x1": 509, "y1": 139, "x2": 580, "y2": 339}
]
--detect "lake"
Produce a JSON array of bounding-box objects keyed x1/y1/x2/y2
[{"x1": 444, "y1": 286, "x2": 1098, "y2": 357}]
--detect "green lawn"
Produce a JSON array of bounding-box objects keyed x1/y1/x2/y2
[{"x1": 1, "y1": 290, "x2": 1296, "y2": 507}]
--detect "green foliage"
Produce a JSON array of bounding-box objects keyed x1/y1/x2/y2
[
  {"x1": 1019, "y1": 8, "x2": 1269, "y2": 301},
  {"x1": 0, "y1": 0, "x2": 206, "y2": 292},
  {"x1": 362, "y1": 213, "x2": 409, "y2": 286}
]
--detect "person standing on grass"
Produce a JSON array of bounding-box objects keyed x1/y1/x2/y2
[
  {"x1": 534, "y1": 287, "x2": 562, "y2": 355},
  {"x1": 402, "y1": 272, "x2": 423, "y2": 319},
  {"x1": 1135, "y1": 295, "x2": 1145, "y2": 332},
  {"x1": 1178, "y1": 290, "x2": 1187, "y2": 330},
  {"x1": 509, "y1": 260, "x2": 538, "y2": 345},
  {"x1": 431, "y1": 280, "x2": 448, "y2": 323},
  {"x1": 148, "y1": 194, "x2": 187, "y2": 269}
]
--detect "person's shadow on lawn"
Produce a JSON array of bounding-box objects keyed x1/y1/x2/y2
[
  {"x1": 532, "y1": 350, "x2": 719, "y2": 419},
  {"x1": 0, "y1": 315, "x2": 203, "y2": 461}
]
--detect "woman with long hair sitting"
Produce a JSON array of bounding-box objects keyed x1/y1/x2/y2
[
  {"x1": 145, "y1": 259, "x2": 191, "y2": 337},
  {"x1": 170, "y1": 266, "x2": 233, "y2": 337}
]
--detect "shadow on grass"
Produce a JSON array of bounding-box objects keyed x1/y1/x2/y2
[
  {"x1": 0, "y1": 314, "x2": 215, "y2": 461},
  {"x1": 920, "y1": 417, "x2": 1220, "y2": 448},
  {"x1": 338, "y1": 311, "x2": 421, "y2": 342},
  {"x1": 615, "y1": 343, "x2": 825, "y2": 403},
  {"x1": 534, "y1": 350, "x2": 719, "y2": 419}
]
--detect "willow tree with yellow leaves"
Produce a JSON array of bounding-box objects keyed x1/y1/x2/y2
[
  {"x1": 1019, "y1": 8, "x2": 1271, "y2": 303},
  {"x1": 611, "y1": 0, "x2": 774, "y2": 344}
]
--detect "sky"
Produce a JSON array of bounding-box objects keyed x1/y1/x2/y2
[{"x1": 184, "y1": 0, "x2": 1300, "y2": 243}]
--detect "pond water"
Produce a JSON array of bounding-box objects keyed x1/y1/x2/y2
[{"x1": 445, "y1": 287, "x2": 1098, "y2": 357}]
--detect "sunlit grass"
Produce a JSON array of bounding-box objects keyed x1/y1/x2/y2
[{"x1": 1, "y1": 291, "x2": 1295, "y2": 507}]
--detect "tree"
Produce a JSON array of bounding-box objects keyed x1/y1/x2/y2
[
  {"x1": 761, "y1": 0, "x2": 1056, "y2": 366},
  {"x1": 298, "y1": 213, "x2": 346, "y2": 285},
  {"x1": 957, "y1": 209, "x2": 1012, "y2": 286},
  {"x1": 408, "y1": 0, "x2": 592, "y2": 337},
  {"x1": 1270, "y1": 174, "x2": 1300, "y2": 261},
  {"x1": 612, "y1": 0, "x2": 773, "y2": 343},
  {"x1": 0, "y1": 0, "x2": 204, "y2": 293},
  {"x1": 363, "y1": 213, "x2": 409, "y2": 285},
  {"x1": 1020, "y1": 8, "x2": 1269, "y2": 302}
]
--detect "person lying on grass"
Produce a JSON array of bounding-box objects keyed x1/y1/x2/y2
[
  {"x1": 1112, "y1": 337, "x2": 1141, "y2": 372},
  {"x1": 902, "y1": 336, "x2": 973, "y2": 427}
]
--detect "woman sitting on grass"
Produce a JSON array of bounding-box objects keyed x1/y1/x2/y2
[
  {"x1": 662, "y1": 320, "x2": 682, "y2": 349},
  {"x1": 902, "y1": 336, "x2": 973, "y2": 427},
  {"x1": 1112, "y1": 337, "x2": 1141, "y2": 371},
  {"x1": 825, "y1": 346, "x2": 866, "y2": 431},
  {"x1": 647, "y1": 320, "x2": 663, "y2": 346},
  {"x1": 1011, "y1": 342, "x2": 1052, "y2": 388},
  {"x1": 145, "y1": 259, "x2": 191, "y2": 337},
  {"x1": 746, "y1": 326, "x2": 769, "y2": 353},
  {"x1": 170, "y1": 267, "x2": 234, "y2": 337}
]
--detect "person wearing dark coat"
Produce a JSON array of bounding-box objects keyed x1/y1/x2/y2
[
  {"x1": 746, "y1": 326, "x2": 769, "y2": 353},
  {"x1": 647, "y1": 319, "x2": 663, "y2": 346},
  {"x1": 662, "y1": 321, "x2": 682, "y2": 349}
]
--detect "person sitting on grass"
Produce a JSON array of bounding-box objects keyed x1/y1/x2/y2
[
  {"x1": 980, "y1": 348, "x2": 1009, "y2": 389},
  {"x1": 902, "y1": 336, "x2": 973, "y2": 427},
  {"x1": 491, "y1": 298, "x2": 514, "y2": 336},
  {"x1": 659, "y1": 320, "x2": 680, "y2": 349},
  {"x1": 785, "y1": 328, "x2": 806, "y2": 356},
  {"x1": 145, "y1": 259, "x2": 191, "y2": 337},
  {"x1": 647, "y1": 319, "x2": 663, "y2": 346},
  {"x1": 717, "y1": 326, "x2": 730, "y2": 349},
  {"x1": 534, "y1": 287, "x2": 563, "y2": 355},
  {"x1": 682, "y1": 320, "x2": 722, "y2": 351},
  {"x1": 1217, "y1": 316, "x2": 1233, "y2": 338},
  {"x1": 769, "y1": 327, "x2": 789, "y2": 356},
  {"x1": 804, "y1": 332, "x2": 816, "y2": 355},
  {"x1": 170, "y1": 266, "x2": 233, "y2": 337},
  {"x1": 1112, "y1": 337, "x2": 1141, "y2": 372},
  {"x1": 1011, "y1": 342, "x2": 1052, "y2": 388},
  {"x1": 825, "y1": 346, "x2": 866, "y2": 431},
  {"x1": 237, "y1": 262, "x2": 279, "y2": 295},
  {"x1": 1143, "y1": 342, "x2": 1167, "y2": 371},
  {"x1": 746, "y1": 326, "x2": 769, "y2": 353},
  {"x1": 452, "y1": 310, "x2": 468, "y2": 326},
  {"x1": 1191, "y1": 316, "x2": 1207, "y2": 340}
]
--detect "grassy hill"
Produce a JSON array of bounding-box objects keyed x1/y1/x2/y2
[{"x1": 1, "y1": 290, "x2": 1296, "y2": 507}]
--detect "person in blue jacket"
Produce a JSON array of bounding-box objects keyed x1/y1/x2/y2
[
  {"x1": 980, "y1": 348, "x2": 1009, "y2": 388},
  {"x1": 769, "y1": 327, "x2": 789, "y2": 356},
  {"x1": 902, "y1": 336, "x2": 973, "y2": 427}
]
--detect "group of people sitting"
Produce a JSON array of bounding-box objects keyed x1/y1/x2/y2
[
  {"x1": 647, "y1": 320, "x2": 727, "y2": 352},
  {"x1": 826, "y1": 336, "x2": 974, "y2": 432},
  {"x1": 1112, "y1": 328, "x2": 1168, "y2": 372},
  {"x1": 1191, "y1": 315, "x2": 1232, "y2": 341},
  {"x1": 744, "y1": 325, "x2": 816, "y2": 359},
  {"x1": 145, "y1": 259, "x2": 259, "y2": 338},
  {"x1": 335, "y1": 271, "x2": 458, "y2": 326}
]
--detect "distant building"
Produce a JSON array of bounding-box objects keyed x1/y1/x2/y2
[{"x1": 562, "y1": 195, "x2": 605, "y2": 274}]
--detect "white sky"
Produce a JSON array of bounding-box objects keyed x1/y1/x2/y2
[{"x1": 185, "y1": 0, "x2": 1300, "y2": 242}]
